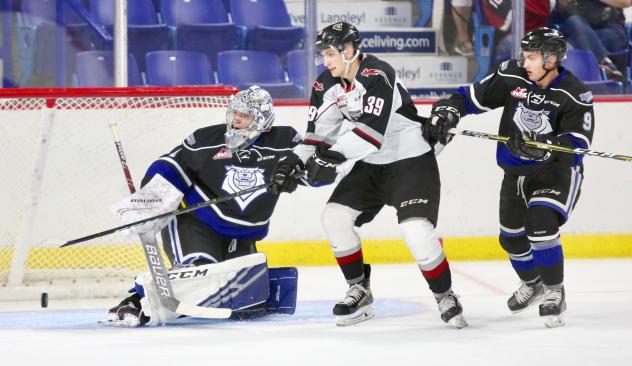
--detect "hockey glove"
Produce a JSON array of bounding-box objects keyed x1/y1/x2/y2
[
  {"x1": 423, "y1": 101, "x2": 461, "y2": 145},
  {"x1": 270, "y1": 152, "x2": 304, "y2": 194},
  {"x1": 306, "y1": 144, "x2": 346, "y2": 185},
  {"x1": 506, "y1": 130, "x2": 558, "y2": 161}
]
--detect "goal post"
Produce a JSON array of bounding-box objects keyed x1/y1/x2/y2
[{"x1": 0, "y1": 86, "x2": 238, "y2": 300}]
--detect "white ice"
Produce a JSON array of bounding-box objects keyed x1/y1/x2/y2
[{"x1": 1, "y1": 259, "x2": 631, "y2": 366}]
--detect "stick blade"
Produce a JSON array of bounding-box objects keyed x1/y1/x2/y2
[{"x1": 175, "y1": 302, "x2": 232, "y2": 319}]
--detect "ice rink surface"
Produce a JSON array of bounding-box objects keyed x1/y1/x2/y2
[{"x1": 1, "y1": 259, "x2": 630, "y2": 366}]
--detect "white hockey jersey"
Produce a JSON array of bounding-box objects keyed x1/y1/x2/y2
[{"x1": 294, "y1": 54, "x2": 430, "y2": 168}]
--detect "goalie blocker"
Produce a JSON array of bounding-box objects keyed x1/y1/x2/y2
[{"x1": 107, "y1": 253, "x2": 298, "y2": 326}]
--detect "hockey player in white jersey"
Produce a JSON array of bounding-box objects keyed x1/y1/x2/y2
[
  {"x1": 106, "y1": 86, "x2": 300, "y2": 326},
  {"x1": 425, "y1": 28, "x2": 595, "y2": 327},
  {"x1": 272, "y1": 22, "x2": 467, "y2": 328}
]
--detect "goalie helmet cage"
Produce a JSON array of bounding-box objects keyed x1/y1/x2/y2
[{"x1": 0, "y1": 86, "x2": 238, "y2": 301}]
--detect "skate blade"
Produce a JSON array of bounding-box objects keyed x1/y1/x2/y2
[
  {"x1": 509, "y1": 293, "x2": 545, "y2": 314},
  {"x1": 543, "y1": 314, "x2": 565, "y2": 328},
  {"x1": 99, "y1": 314, "x2": 142, "y2": 328},
  {"x1": 447, "y1": 314, "x2": 468, "y2": 329},
  {"x1": 335, "y1": 305, "x2": 375, "y2": 326}
]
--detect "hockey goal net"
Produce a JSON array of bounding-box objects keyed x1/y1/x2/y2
[{"x1": 0, "y1": 86, "x2": 238, "y2": 300}]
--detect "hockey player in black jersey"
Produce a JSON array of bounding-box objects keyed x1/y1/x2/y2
[
  {"x1": 272, "y1": 22, "x2": 467, "y2": 328},
  {"x1": 425, "y1": 28, "x2": 595, "y2": 328},
  {"x1": 106, "y1": 86, "x2": 301, "y2": 326}
]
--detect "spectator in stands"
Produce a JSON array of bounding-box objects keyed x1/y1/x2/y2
[
  {"x1": 481, "y1": 0, "x2": 551, "y2": 67},
  {"x1": 451, "y1": 0, "x2": 474, "y2": 55},
  {"x1": 553, "y1": 0, "x2": 631, "y2": 81}
]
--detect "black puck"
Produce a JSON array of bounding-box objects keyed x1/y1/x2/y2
[{"x1": 41, "y1": 292, "x2": 48, "y2": 308}]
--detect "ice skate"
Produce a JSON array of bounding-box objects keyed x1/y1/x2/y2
[
  {"x1": 507, "y1": 278, "x2": 544, "y2": 313},
  {"x1": 333, "y1": 264, "x2": 374, "y2": 326},
  {"x1": 104, "y1": 293, "x2": 149, "y2": 327},
  {"x1": 436, "y1": 291, "x2": 468, "y2": 329},
  {"x1": 539, "y1": 286, "x2": 567, "y2": 328}
]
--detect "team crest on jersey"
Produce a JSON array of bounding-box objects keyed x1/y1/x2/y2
[
  {"x1": 313, "y1": 81, "x2": 324, "y2": 91},
  {"x1": 213, "y1": 147, "x2": 232, "y2": 160},
  {"x1": 579, "y1": 91, "x2": 593, "y2": 103},
  {"x1": 222, "y1": 165, "x2": 267, "y2": 211},
  {"x1": 360, "y1": 68, "x2": 393, "y2": 89},
  {"x1": 185, "y1": 134, "x2": 196, "y2": 145},
  {"x1": 513, "y1": 102, "x2": 553, "y2": 133},
  {"x1": 510, "y1": 87, "x2": 528, "y2": 99}
]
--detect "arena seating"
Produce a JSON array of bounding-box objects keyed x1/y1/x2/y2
[
  {"x1": 18, "y1": 0, "x2": 92, "y2": 86},
  {"x1": 75, "y1": 50, "x2": 142, "y2": 87},
  {"x1": 562, "y1": 49, "x2": 624, "y2": 95},
  {"x1": 146, "y1": 50, "x2": 215, "y2": 86},
  {"x1": 160, "y1": 0, "x2": 241, "y2": 69},
  {"x1": 90, "y1": 0, "x2": 170, "y2": 73},
  {"x1": 230, "y1": 0, "x2": 303, "y2": 65},
  {"x1": 217, "y1": 50, "x2": 302, "y2": 98}
]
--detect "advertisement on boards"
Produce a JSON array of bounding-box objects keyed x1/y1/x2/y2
[{"x1": 286, "y1": 1, "x2": 412, "y2": 28}]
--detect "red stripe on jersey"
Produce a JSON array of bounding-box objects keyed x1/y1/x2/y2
[
  {"x1": 336, "y1": 249, "x2": 363, "y2": 266},
  {"x1": 302, "y1": 139, "x2": 332, "y2": 148},
  {"x1": 420, "y1": 258, "x2": 449, "y2": 280},
  {"x1": 303, "y1": 138, "x2": 321, "y2": 146},
  {"x1": 352, "y1": 128, "x2": 382, "y2": 149}
]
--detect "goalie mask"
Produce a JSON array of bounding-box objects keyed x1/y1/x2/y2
[{"x1": 225, "y1": 86, "x2": 275, "y2": 152}]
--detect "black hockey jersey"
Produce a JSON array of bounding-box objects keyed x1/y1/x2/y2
[
  {"x1": 294, "y1": 54, "x2": 430, "y2": 166},
  {"x1": 142, "y1": 124, "x2": 301, "y2": 240},
  {"x1": 449, "y1": 60, "x2": 595, "y2": 175}
]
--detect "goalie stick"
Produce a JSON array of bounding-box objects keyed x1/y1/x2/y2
[
  {"x1": 109, "y1": 124, "x2": 136, "y2": 193},
  {"x1": 448, "y1": 128, "x2": 632, "y2": 163},
  {"x1": 108, "y1": 124, "x2": 231, "y2": 320},
  {"x1": 59, "y1": 181, "x2": 272, "y2": 247},
  {"x1": 137, "y1": 232, "x2": 232, "y2": 319}
]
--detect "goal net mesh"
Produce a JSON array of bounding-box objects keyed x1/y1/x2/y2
[{"x1": 0, "y1": 87, "x2": 237, "y2": 300}]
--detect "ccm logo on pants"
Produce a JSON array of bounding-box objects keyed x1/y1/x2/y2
[{"x1": 400, "y1": 198, "x2": 429, "y2": 207}]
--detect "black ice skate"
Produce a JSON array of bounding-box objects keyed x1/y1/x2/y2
[
  {"x1": 104, "y1": 293, "x2": 149, "y2": 327},
  {"x1": 507, "y1": 278, "x2": 544, "y2": 313},
  {"x1": 539, "y1": 286, "x2": 567, "y2": 328},
  {"x1": 333, "y1": 264, "x2": 374, "y2": 326},
  {"x1": 435, "y1": 291, "x2": 468, "y2": 329}
]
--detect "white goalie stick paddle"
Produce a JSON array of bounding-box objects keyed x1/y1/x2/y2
[
  {"x1": 449, "y1": 128, "x2": 632, "y2": 163},
  {"x1": 138, "y1": 232, "x2": 232, "y2": 319}
]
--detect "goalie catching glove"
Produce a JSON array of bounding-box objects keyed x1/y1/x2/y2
[
  {"x1": 110, "y1": 174, "x2": 183, "y2": 235},
  {"x1": 305, "y1": 143, "x2": 346, "y2": 185}
]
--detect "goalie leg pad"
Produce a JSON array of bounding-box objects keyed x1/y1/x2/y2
[
  {"x1": 135, "y1": 252, "x2": 269, "y2": 326},
  {"x1": 230, "y1": 267, "x2": 299, "y2": 320},
  {"x1": 266, "y1": 267, "x2": 298, "y2": 315}
]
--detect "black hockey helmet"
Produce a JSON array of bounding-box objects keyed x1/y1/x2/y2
[
  {"x1": 316, "y1": 22, "x2": 361, "y2": 54},
  {"x1": 520, "y1": 27, "x2": 567, "y2": 64}
]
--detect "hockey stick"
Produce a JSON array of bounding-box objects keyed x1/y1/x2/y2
[
  {"x1": 59, "y1": 182, "x2": 272, "y2": 247},
  {"x1": 109, "y1": 124, "x2": 136, "y2": 193},
  {"x1": 138, "y1": 231, "x2": 232, "y2": 319},
  {"x1": 449, "y1": 128, "x2": 632, "y2": 162},
  {"x1": 108, "y1": 126, "x2": 230, "y2": 319}
]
